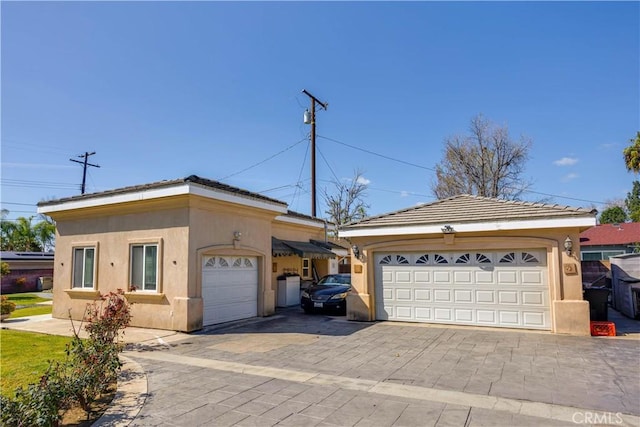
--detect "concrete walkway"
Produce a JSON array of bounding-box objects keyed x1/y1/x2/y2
[{"x1": 3, "y1": 308, "x2": 640, "y2": 426}]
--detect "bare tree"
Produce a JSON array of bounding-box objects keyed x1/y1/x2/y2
[
  {"x1": 323, "y1": 170, "x2": 370, "y2": 225},
  {"x1": 431, "y1": 114, "x2": 532, "y2": 200}
]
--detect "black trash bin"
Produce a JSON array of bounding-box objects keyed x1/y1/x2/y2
[{"x1": 583, "y1": 287, "x2": 609, "y2": 321}]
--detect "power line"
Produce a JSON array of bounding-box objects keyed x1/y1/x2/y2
[
  {"x1": 1, "y1": 179, "x2": 79, "y2": 190},
  {"x1": 318, "y1": 134, "x2": 437, "y2": 172},
  {"x1": 316, "y1": 145, "x2": 341, "y2": 184},
  {"x1": 290, "y1": 141, "x2": 311, "y2": 209},
  {"x1": 517, "y1": 189, "x2": 605, "y2": 206},
  {"x1": 1, "y1": 202, "x2": 38, "y2": 207},
  {"x1": 218, "y1": 137, "x2": 308, "y2": 181}
]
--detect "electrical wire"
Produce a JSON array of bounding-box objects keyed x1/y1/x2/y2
[
  {"x1": 218, "y1": 137, "x2": 308, "y2": 181},
  {"x1": 290, "y1": 141, "x2": 311, "y2": 209},
  {"x1": 316, "y1": 145, "x2": 342, "y2": 184},
  {"x1": 318, "y1": 134, "x2": 437, "y2": 172},
  {"x1": 1, "y1": 179, "x2": 79, "y2": 190}
]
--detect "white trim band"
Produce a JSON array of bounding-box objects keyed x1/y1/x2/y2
[
  {"x1": 339, "y1": 216, "x2": 597, "y2": 238},
  {"x1": 38, "y1": 183, "x2": 288, "y2": 215}
]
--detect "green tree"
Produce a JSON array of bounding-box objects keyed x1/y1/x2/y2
[
  {"x1": 323, "y1": 170, "x2": 370, "y2": 226},
  {"x1": 626, "y1": 180, "x2": 640, "y2": 222},
  {"x1": 623, "y1": 132, "x2": 640, "y2": 173},
  {"x1": 0, "y1": 215, "x2": 55, "y2": 252},
  {"x1": 599, "y1": 206, "x2": 628, "y2": 224},
  {"x1": 432, "y1": 114, "x2": 532, "y2": 200}
]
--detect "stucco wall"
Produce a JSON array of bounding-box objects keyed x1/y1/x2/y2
[
  {"x1": 48, "y1": 194, "x2": 334, "y2": 332},
  {"x1": 51, "y1": 203, "x2": 191, "y2": 331},
  {"x1": 346, "y1": 228, "x2": 589, "y2": 335}
]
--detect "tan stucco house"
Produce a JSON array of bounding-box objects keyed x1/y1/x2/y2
[
  {"x1": 339, "y1": 195, "x2": 597, "y2": 335},
  {"x1": 37, "y1": 176, "x2": 341, "y2": 332}
]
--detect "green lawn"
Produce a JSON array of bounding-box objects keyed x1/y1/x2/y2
[
  {"x1": 0, "y1": 330, "x2": 72, "y2": 397},
  {"x1": 3, "y1": 293, "x2": 53, "y2": 319},
  {"x1": 5, "y1": 293, "x2": 51, "y2": 305},
  {"x1": 9, "y1": 305, "x2": 53, "y2": 318}
]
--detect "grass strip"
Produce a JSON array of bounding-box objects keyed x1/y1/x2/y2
[
  {"x1": 0, "y1": 329, "x2": 72, "y2": 398},
  {"x1": 9, "y1": 305, "x2": 53, "y2": 318},
  {"x1": 5, "y1": 293, "x2": 51, "y2": 305}
]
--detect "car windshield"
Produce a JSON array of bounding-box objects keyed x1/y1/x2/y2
[{"x1": 317, "y1": 275, "x2": 350, "y2": 286}]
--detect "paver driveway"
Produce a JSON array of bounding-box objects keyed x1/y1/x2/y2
[{"x1": 123, "y1": 309, "x2": 640, "y2": 426}]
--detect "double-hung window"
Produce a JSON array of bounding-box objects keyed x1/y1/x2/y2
[
  {"x1": 130, "y1": 244, "x2": 158, "y2": 291},
  {"x1": 73, "y1": 247, "x2": 96, "y2": 289},
  {"x1": 302, "y1": 258, "x2": 311, "y2": 279}
]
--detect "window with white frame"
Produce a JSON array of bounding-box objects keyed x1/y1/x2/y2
[
  {"x1": 581, "y1": 250, "x2": 625, "y2": 261},
  {"x1": 73, "y1": 247, "x2": 96, "y2": 289},
  {"x1": 130, "y1": 244, "x2": 158, "y2": 291},
  {"x1": 302, "y1": 258, "x2": 311, "y2": 278}
]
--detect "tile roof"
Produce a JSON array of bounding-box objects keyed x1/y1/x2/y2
[
  {"x1": 37, "y1": 175, "x2": 287, "y2": 208},
  {"x1": 341, "y1": 194, "x2": 597, "y2": 230},
  {"x1": 580, "y1": 223, "x2": 640, "y2": 246}
]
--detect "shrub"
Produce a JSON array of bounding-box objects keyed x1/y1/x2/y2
[
  {"x1": 15, "y1": 277, "x2": 27, "y2": 287},
  {"x1": 66, "y1": 290, "x2": 132, "y2": 411},
  {"x1": 1, "y1": 295, "x2": 16, "y2": 315},
  {"x1": 0, "y1": 289, "x2": 132, "y2": 425}
]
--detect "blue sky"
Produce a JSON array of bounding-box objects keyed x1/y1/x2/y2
[{"x1": 2, "y1": 1, "x2": 638, "y2": 223}]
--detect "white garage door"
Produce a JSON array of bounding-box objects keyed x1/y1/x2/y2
[
  {"x1": 202, "y1": 256, "x2": 258, "y2": 326},
  {"x1": 375, "y1": 250, "x2": 550, "y2": 330}
]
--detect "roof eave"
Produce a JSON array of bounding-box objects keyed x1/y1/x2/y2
[
  {"x1": 38, "y1": 182, "x2": 288, "y2": 215},
  {"x1": 339, "y1": 216, "x2": 597, "y2": 238}
]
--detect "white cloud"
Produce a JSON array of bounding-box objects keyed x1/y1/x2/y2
[
  {"x1": 356, "y1": 176, "x2": 371, "y2": 185},
  {"x1": 561, "y1": 173, "x2": 579, "y2": 182},
  {"x1": 599, "y1": 142, "x2": 618, "y2": 150},
  {"x1": 400, "y1": 190, "x2": 409, "y2": 197},
  {"x1": 553, "y1": 157, "x2": 578, "y2": 166}
]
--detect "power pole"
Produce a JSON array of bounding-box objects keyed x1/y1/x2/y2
[
  {"x1": 70, "y1": 151, "x2": 100, "y2": 194},
  {"x1": 302, "y1": 89, "x2": 328, "y2": 218}
]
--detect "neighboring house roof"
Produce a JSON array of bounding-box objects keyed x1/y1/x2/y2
[
  {"x1": 1, "y1": 251, "x2": 55, "y2": 262},
  {"x1": 580, "y1": 223, "x2": 640, "y2": 246},
  {"x1": 340, "y1": 194, "x2": 597, "y2": 237},
  {"x1": 272, "y1": 237, "x2": 336, "y2": 259},
  {"x1": 38, "y1": 175, "x2": 288, "y2": 213}
]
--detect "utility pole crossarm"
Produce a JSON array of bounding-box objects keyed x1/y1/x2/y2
[
  {"x1": 69, "y1": 151, "x2": 100, "y2": 194},
  {"x1": 302, "y1": 89, "x2": 328, "y2": 110}
]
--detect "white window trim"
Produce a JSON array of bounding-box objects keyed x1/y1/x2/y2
[
  {"x1": 301, "y1": 258, "x2": 311, "y2": 279},
  {"x1": 71, "y1": 242, "x2": 99, "y2": 290},
  {"x1": 128, "y1": 238, "x2": 163, "y2": 293}
]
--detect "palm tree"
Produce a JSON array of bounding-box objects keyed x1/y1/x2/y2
[
  {"x1": 623, "y1": 132, "x2": 640, "y2": 174},
  {"x1": 0, "y1": 215, "x2": 55, "y2": 252}
]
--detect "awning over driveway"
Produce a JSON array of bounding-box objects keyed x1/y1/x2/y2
[{"x1": 272, "y1": 237, "x2": 336, "y2": 259}]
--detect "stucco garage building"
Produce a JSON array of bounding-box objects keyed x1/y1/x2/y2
[
  {"x1": 340, "y1": 195, "x2": 597, "y2": 335},
  {"x1": 37, "y1": 176, "x2": 339, "y2": 332}
]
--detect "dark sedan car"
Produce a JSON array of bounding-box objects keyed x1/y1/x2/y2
[{"x1": 301, "y1": 274, "x2": 351, "y2": 314}]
